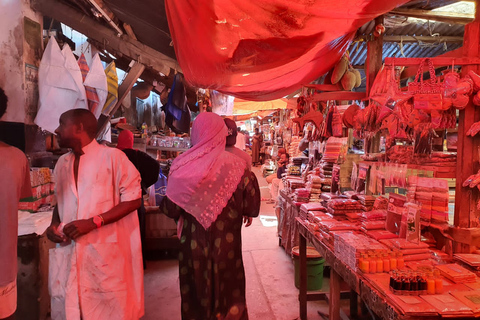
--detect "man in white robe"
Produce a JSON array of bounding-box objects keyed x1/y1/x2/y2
[{"x1": 46, "y1": 109, "x2": 143, "y2": 320}]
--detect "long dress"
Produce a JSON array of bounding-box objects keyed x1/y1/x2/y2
[
  {"x1": 251, "y1": 133, "x2": 262, "y2": 164},
  {"x1": 161, "y1": 170, "x2": 260, "y2": 320}
]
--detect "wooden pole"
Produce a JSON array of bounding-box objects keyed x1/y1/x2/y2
[
  {"x1": 454, "y1": 0, "x2": 480, "y2": 252},
  {"x1": 365, "y1": 16, "x2": 384, "y2": 96}
]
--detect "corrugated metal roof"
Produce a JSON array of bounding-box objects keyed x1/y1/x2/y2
[{"x1": 350, "y1": 17, "x2": 464, "y2": 66}]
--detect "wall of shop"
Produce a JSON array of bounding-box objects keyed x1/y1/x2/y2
[
  {"x1": 0, "y1": 0, "x2": 44, "y2": 153},
  {"x1": 0, "y1": 0, "x2": 42, "y2": 123}
]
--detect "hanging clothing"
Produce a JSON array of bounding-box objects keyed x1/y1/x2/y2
[
  {"x1": 49, "y1": 140, "x2": 143, "y2": 320},
  {"x1": 161, "y1": 169, "x2": 260, "y2": 320}
]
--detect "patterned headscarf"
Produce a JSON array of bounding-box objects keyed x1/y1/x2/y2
[
  {"x1": 116, "y1": 130, "x2": 134, "y2": 150},
  {"x1": 166, "y1": 112, "x2": 247, "y2": 229}
]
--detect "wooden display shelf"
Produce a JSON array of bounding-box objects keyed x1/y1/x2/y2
[
  {"x1": 296, "y1": 218, "x2": 480, "y2": 320},
  {"x1": 360, "y1": 160, "x2": 456, "y2": 179}
]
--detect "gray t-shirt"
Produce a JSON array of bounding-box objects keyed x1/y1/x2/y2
[{"x1": 0, "y1": 143, "x2": 31, "y2": 286}]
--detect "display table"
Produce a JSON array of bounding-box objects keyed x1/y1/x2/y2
[
  {"x1": 279, "y1": 189, "x2": 300, "y2": 254},
  {"x1": 17, "y1": 210, "x2": 54, "y2": 320},
  {"x1": 296, "y1": 217, "x2": 480, "y2": 320}
]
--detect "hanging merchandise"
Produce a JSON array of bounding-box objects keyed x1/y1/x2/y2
[
  {"x1": 35, "y1": 37, "x2": 88, "y2": 134},
  {"x1": 413, "y1": 124, "x2": 434, "y2": 155},
  {"x1": 84, "y1": 54, "x2": 108, "y2": 119},
  {"x1": 443, "y1": 70, "x2": 473, "y2": 110},
  {"x1": 408, "y1": 58, "x2": 446, "y2": 111},
  {"x1": 164, "y1": 74, "x2": 192, "y2": 134},
  {"x1": 371, "y1": 64, "x2": 412, "y2": 124},
  {"x1": 102, "y1": 61, "x2": 119, "y2": 115},
  {"x1": 165, "y1": 0, "x2": 409, "y2": 100},
  {"x1": 78, "y1": 54, "x2": 102, "y2": 120},
  {"x1": 332, "y1": 106, "x2": 343, "y2": 137},
  {"x1": 210, "y1": 90, "x2": 235, "y2": 116}
]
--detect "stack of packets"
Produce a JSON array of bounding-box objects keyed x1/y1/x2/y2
[
  {"x1": 334, "y1": 232, "x2": 388, "y2": 271},
  {"x1": 359, "y1": 209, "x2": 387, "y2": 231},
  {"x1": 380, "y1": 238, "x2": 430, "y2": 262},
  {"x1": 322, "y1": 136, "x2": 346, "y2": 162},
  {"x1": 327, "y1": 198, "x2": 364, "y2": 217},
  {"x1": 454, "y1": 254, "x2": 480, "y2": 270},
  {"x1": 318, "y1": 161, "x2": 334, "y2": 192},
  {"x1": 300, "y1": 202, "x2": 325, "y2": 220},
  {"x1": 287, "y1": 136, "x2": 302, "y2": 158},
  {"x1": 435, "y1": 264, "x2": 477, "y2": 283},
  {"x1": 407, "y1": 176, "x2": 449, "y2": 223},
  {"x1": 294, "y1": 188, "x2": 310, "y2": 203},
  {"x1": 317, "y1": 221, "x2": 359, "y2": 248},
  {"x1": 285, "y1": 177, "x2": 304, "y2": 194},
  {"x1": 306, "y1": 175, "x2": 322, "y2": 202},
  {"x1": 20, "y1": 167, "x2": 55, "y2": 213},
  {"x1": 355, "y1": 194, "x2": 377, "y2": 211}
]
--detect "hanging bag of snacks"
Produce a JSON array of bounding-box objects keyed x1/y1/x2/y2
[{"x1": 408, "y1": 58, "x2": 447, "y2": 111}]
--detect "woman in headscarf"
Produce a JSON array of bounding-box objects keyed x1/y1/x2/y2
[
  {"x1": 160, "y1": 112, "x2": 260, "y2": 320},
  {"x1": 251, "y1": 127, "x2": 263, "y2": 166}
]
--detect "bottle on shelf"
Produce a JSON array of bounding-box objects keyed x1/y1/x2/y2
[
  {"x1": 376, "y1": 254, "x2": 384, "y2": 273},
  {"x1": 369, "y1": 254, "x2": 377, "y2": 273},
  {"x1": 390, "y1": 251, "x2": 398, "y2": 270},
  {"x1": 433, "y1": 269, "x2": 444, "y2": 294},
  {"x1": 397, "y1": 252, "x2": 405, "y2": 269},
  {"x1": 383, "y1": 253, "x2": 390, "y2": 272},
  {"x1": 426, "y1": 272, "x2": 436, "y2": 294}
]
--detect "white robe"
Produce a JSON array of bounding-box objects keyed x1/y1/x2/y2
[{"x1": 49, "y1": 140, "x2": 143, "y2": 320}]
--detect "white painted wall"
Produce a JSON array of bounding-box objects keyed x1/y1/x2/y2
[{"x1": 0, "y1": 0, "x2": 42, "y2": 123}]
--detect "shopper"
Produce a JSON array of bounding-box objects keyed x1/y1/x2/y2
[
  {"x1": 224, "y1": 119, "x2": 252, "y2": 168},
  {"x1": 161, "y1": 112, "x2": 260, "y2": 320},
  {"x1": 46, "y1": 109, "x2": 144, "y2": 320},
  {"x1": 269, "y1": 153, "x2": 289, "y2": 205},
  {"x1": 0, "y1": 88, "x2": 32, "y2": 320},
  {"x1": 116, "y1": 129, "x2": 160, "y2": 268},
  {"x1": 235, "y1": 126, "x2": 246, "y2": 151},
  {"x1": 251, "y1": 127, "x2": 263, "y2": 166}
]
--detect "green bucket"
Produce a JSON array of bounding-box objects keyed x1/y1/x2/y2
[{"x1": 292, "y1": 246, "x2": 325, "y2": 291}]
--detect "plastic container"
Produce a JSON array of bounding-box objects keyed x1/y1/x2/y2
[{"x1": 292, "y1": 246, "x2": 325, "y2": 291}]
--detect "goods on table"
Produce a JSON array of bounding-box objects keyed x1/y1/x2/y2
[
  {"x1": 454, "y1": 254, "x2": 480, "y2": 269},
  {"x1": 294, "y1": 188, "x2": 310, "y2": 203},
  {"x1": 389, "y1": 270, "x2": 428, "y2": 295},
  {"x1": 435, "y1": 264, "x2": 477, "y2": 284},
  {"x1": 333, "y1": 232, "x2": 388, "y2": 272},
  {"x1": 20, "y1": 167, "x2": 55, "y2": 213}
]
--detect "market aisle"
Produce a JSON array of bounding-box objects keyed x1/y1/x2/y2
[{"x1": 142, "y1": 167, "x2": 330, "y2": 320}]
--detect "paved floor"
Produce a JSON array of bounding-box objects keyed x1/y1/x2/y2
[{"x1": 142, "y1": 167, "x2": 335, "y2": 320}]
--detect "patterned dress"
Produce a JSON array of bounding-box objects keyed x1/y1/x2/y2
[{"x1": 161, "y1": 170, "x2": 260, "y2": 320}]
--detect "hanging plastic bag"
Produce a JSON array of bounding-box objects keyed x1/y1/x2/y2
[
  {"x1": 332, "y1": 106, "x2": 343, "y2": 137},
  {"x1": 153, "y1": 169, "x2": 168, "y2": 206}
]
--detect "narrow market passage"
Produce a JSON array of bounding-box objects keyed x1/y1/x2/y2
[{"x1": 142, "y1": 167, "x2": 336, "y2": 320}]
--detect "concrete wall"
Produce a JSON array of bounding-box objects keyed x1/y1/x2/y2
[{"x1": 0, "y1": 0, "x2": 42, "y2": 123}]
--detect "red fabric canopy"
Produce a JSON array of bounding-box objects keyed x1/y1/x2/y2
[{"x1": 165, "y1": 0, "x2": 408, "y2": 101}]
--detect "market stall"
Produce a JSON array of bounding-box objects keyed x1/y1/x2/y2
[{"x1": 270, "y1": 7, "x2": 480, "y2": 319}]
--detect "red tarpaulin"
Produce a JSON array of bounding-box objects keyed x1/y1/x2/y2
[{"x1": 165, "y1": 0, "x2": 408, "y2": 101}]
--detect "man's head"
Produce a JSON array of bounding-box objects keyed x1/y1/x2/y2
[
  {"x1": 224, "y1": 118, "x2": 237, "y2": 146},
  {"x1": 255, "y1": 128, "x2": 259, "y2": 134},
  {"x1": 117, "y1": 130, "x2": 134, "y2": 150},
  {"x1": 278, "y1": 147, "x2": 286, "y2": 156},
  {"x1": 237, "y1": 127, "x2": 242, "y2": 132},
  {"x1": 0, "y1": 87, "x2": 7, "y2": 119},
  {"x1": 55, "y1": 109, "x2": 97, "y2": 149},
  {"x1": 279, "y1": 153, "x2": 289, "y2": 164}
]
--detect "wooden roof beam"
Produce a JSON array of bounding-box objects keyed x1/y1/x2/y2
[
  {"x1": 31, "y1": 0, "x2": 179, "y2": 76},
  {"x1": 390, "y1": 8, "x2": 474, "y2": 24}
]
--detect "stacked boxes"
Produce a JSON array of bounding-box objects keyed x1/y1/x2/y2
[
  {"x1": 19, "y1": 168, "x2": 55, "y2": 212},
  {"x1": 334, "y1": 232, "x2": 388, "y2": 271}
]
